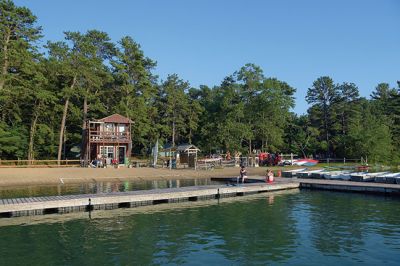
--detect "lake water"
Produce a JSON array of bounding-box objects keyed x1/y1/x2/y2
[
  {"x1": 0, "y1": 178, "x2": 220, "y2": 199},
  {"x1": 0, "y1": 190, "x2": 399, "y2": 265}
]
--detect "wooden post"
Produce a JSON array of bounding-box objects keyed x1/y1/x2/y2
[
  {"x1": 169, "y1": 149, "x2": 172, "y2": 170},
  {"x1": 195, "y1": 151, "x2": 197, "y2": 170}
]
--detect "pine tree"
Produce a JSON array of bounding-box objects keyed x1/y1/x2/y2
[
  {"x1": 306, "y1": 76, "x2": 339, "y2": 157},
  {"x1": 110, "y1": 36, "x2": 157, "y2": 154}
]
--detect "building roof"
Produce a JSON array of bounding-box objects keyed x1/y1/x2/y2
[
  {"x1": 176, "y1": 144, "x2": 200, "y2": 152},
  {"x1": 96, "y1": 114, "x2": 133, "y2": 124},
  {"x1": 162, "y1": 143, "x2": 200, "y2": 152}
]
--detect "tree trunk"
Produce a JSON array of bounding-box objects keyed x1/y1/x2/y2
[
  {"x1": 249, "y1": 138, "x2": 252, "y2": 155},
  {"x1": 57, "y1": 76, "x2": 77, "y2": 165},
  {"x1": 80, "y1": 92, "x2": 88, "y2": 162},
  {"x1": 57, "y1": 97, "x2": 69, "y2": 165},
  {"x1": 28, "y1": 104, "x2": 40, "y2": 163},
  {"x1": 323, "y1": 103, "x2": 330, "y2": 157},
  {"x1": 300, "y1": 146, "x2": 307, "y2": 158},
  {"x1": 172, "y1": 119, "x2": 175, "y2": 146},
  {"x1": 0, "y1": 30, "x2": 11, "y2": 91},
  {"x1": 82, "y1": 91, "x2": 88, "y2": 129}
]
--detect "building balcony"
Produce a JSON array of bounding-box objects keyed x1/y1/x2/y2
[{"x1": 89, "y1": 132, "x2": 131, "y2": 143}]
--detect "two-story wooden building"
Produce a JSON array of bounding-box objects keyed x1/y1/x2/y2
[{"x1": 82, "y1": 114, "x2": 133, "y2": 166}]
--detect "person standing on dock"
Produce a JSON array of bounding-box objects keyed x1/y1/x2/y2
[
  {"x1": 266, "y1": 169, "x2": 274, "y2": 183},
  {"x1": 240, "y1": 165, "x2": 247, "y2": 183}
]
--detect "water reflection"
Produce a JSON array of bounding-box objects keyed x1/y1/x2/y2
[
  {"x1": 0, "y1": 178, "x2": 219, "y2": 199},
  {"x1": 0, "y1": 191, "x2": 399, "y2": 265}
]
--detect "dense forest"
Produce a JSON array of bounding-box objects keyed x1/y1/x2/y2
[{"x1": 0, "y1": 0, "x2": 399, "y2": 163}]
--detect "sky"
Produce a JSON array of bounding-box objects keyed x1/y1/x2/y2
[{"x1": 14, "y1": 0, "x2": 400, "y2": 114}]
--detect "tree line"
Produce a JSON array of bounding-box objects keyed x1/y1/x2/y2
[{"x1": 0, "y1": 0, "x2": 399, "y2": 164}]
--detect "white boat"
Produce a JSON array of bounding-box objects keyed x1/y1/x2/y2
[
  {"x1": 350, "y1": 172, "x2": 369, "y2": 182},
  {"x1": 395, "y1": 174, "x2": 400, "y2": 184},
  {"x1": 374, "y1": 172, "x2": 400, "y2": 184},
  {"x1": 296, "y1": 169, "x2": 324, "y2": 178},
  {"x1": 323, "y1": 171, "x2": 352, "y2": 180},
  {"x1": 282, "y1": 168, "x2": 307, "y2": 178},
  {"x1": 311, "y1": 170, "x2": 332, "y2": 179}
]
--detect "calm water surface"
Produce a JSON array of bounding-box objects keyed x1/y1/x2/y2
[
  {"x1": 0, "y1": 178, "x2": 219, "y2": 199},
  {"x1": 0, "y1": 190, "x2": 400, "y2": 265}
]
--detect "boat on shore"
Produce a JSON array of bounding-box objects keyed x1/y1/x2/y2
[
  {"x1": 374, "y1": 172, "x2": 400, "y2": 184},
  {"x1": 296, "y1": 169, "x2": 324, "y2": 178},
  {"x1": 350, "y1": 172, "x2": 390, "y2": 182},
  {"x1": 282, "y1": 168, "x2": 307, "y2": 178},
  {"x1": 323, "y1": 171, "x2": 352, "y2": 181},
  {"x1": 291, "y1": 159, "x2": 319, "y2": 166}
]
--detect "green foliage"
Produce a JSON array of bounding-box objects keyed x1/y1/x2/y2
[
  {"x1": 157, "y1": 74, "x2": 191, "y2": 146},
  {"x1": 110, "y1": 36, "x2": 157, "y2": 154},
  {"x1": 286, "y1": 114, "x2": 319, "y2": 157},
  {"x1": 306, "y1": 76, "x2": 338, "y2": 156},
  {"x1": 0, "y1": 122, "x2": 27, "y2": 158},
  {"x1": 345, "y1": 102, "x2": 393, "y2": 163},
  {"x1": 0, "y1": 0, "x2": 399, "y2": 165}
]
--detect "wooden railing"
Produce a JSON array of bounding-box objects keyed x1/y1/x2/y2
[
  {"x1": 0, "y1": 159, "x2": 81, "y2": 168},
  {"x1": 89, "y1": 131, "x2": 130, "y2": 142}
]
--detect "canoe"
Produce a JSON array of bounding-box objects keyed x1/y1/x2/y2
[{"x1": 292, "y1": 159, "x2": 319, "y2": 166}]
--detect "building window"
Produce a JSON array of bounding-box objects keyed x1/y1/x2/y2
[
  {"x1": 103, "y1": 123, "x2": 114, "y2": 132},
  {"x1": 118, "y1": 125, "x2": 126, "y2": 132},
  {"x1": 100, "y1": 146, "x2": 114, "y2": 158}
]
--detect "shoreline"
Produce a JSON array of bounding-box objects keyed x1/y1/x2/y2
[{"x1": 0, "y1": 166, "x2": 298, "y2": 187}]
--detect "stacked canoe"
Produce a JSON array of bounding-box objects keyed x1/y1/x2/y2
[{"x1": 282, "y1": 169, "x2": 400, "y2": 184}]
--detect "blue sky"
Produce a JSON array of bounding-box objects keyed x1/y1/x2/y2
[{"x1": 15, "y1": 0, "x2": 400, "y2": 114}]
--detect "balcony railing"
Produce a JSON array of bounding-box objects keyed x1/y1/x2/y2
[{"x1": 89, "y1": 132, "x2": 131, "y2": 143}]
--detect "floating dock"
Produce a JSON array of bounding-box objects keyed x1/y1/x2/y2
[
  {"x1": 0, "y1": 181, "x2": 298, "y2": 218},
  {"x1": 2, "y1": 178, "x2": 400, "y2": 218},
  {"x1": 300, "y1": 179, "x2": 400, "y2": 195}
]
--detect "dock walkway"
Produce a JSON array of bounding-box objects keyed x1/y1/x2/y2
[
  {"x1": 299, "y1": 178, "x2": 400, "y2": 194},
  {"x1": 0, "y1": 181, "x2": 298, "y2": 218},
  {"x1": 2, "y1": 178, "x2": 400, "y2": 218}
]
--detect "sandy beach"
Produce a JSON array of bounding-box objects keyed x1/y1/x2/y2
[{"x1": 0, "y1": 167, "x2": 290, "y2": 187}]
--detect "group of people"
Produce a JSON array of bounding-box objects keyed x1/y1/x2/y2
[
  {"x1": 237, "y1": 166, "x2": 274, "y2": 183},
  {"x1": 89, "y1": 154, "x2": 118, "y2": 168},
  {"x1": 258, "y1": 152, "x2": 282, "y2": 166}
]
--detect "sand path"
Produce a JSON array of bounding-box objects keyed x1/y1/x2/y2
[{"x1": 0, "y1": 167, "x2": 291, "y2": 187}]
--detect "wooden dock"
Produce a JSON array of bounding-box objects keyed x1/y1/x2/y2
[{"x1": 0, "y1": 181, "x2": 299, "y2": 218}]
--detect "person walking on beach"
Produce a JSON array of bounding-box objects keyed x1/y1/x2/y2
[{"x1": 239, "y1": 165, "x2": 247, "y2": 183}]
